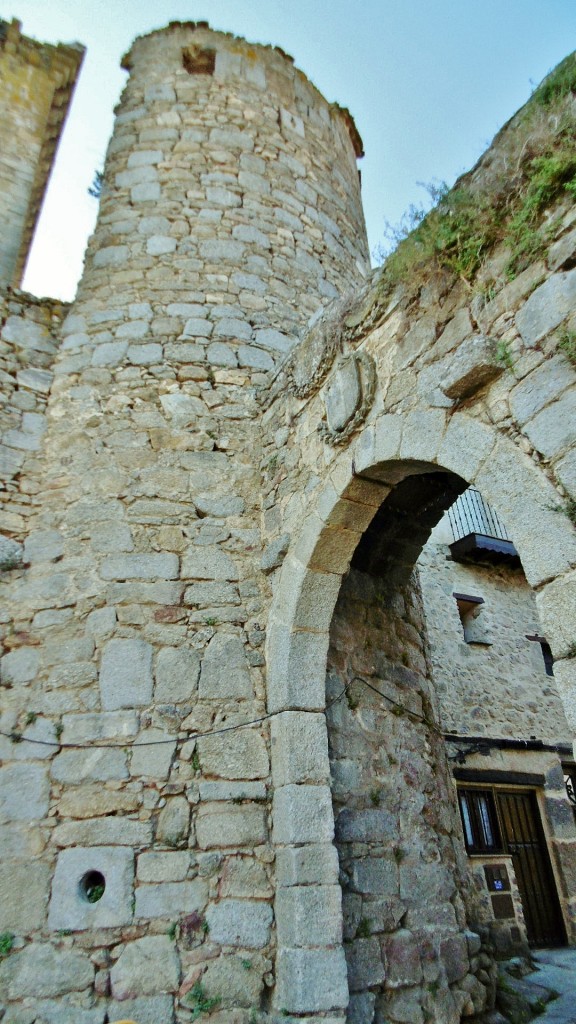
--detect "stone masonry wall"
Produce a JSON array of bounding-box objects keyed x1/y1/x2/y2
[
  {"x1": 0, "y1": 287, "x2": 67, "y2": 550},
  {"x1": 327, "y1": 567, "x2": 496, "y2": 1024},
  {"x1": 0, "y1": 23, "x2": 369, "y2": 1024},
  {"x1": 0, "y1": 19, "x2": 83, "y2": 287},
  {"x1": 418, "y1": 527, "x2": 573, "y2": 742}
]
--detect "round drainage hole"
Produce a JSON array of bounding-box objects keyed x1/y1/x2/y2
[{"x1": 80, "y1": 870, "x2": 106, "y2": 903}]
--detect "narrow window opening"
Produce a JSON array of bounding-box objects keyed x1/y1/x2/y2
[
  {"x1": 182, "y1": 46, "x2": 215, "y2": 75},
  {"x1": 458, "y1": 788, "x2": 502, "y2": 854},
  {"x1": 454, "y1": 593, "x2": 491, "y2": 644}
]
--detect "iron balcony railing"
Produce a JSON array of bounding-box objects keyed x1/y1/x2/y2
[{"x1": 447, "y1": 488, "x2": 519, "y2": 565}]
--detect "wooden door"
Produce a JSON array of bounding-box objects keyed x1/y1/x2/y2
[{"x1": 497, "y1": 789, "x2": 566, "y2": 947}]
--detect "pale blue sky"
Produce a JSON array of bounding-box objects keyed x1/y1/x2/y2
[{"x1": 6, "y1": 0, "x2": 576, "y2": 300}]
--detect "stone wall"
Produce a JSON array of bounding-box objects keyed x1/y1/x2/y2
[
  {"x1": 0, "y1": 287, "x2": 67, "y2": 552},
  {"x1": 418, "y1": 523, "x2": 572, "y2": 742},
  {"x1": 1, "y1": 24, "x2": 575, "y2": 1024},
  {"x1": 0, "y1": 19, "x2": 84, "y2": 287},
  {"x1": 327, "y1": 567, "x2": 496, "y2": 1023}
]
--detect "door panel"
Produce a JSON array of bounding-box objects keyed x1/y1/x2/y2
[{"x1": 497, "y1": 790, "x2": 565, "y2": 948}]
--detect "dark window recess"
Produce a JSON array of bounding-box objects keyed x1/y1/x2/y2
[
  {"x1": 526, "y1": 634, "x2": 554, "y2": 676},
  {"x1": 182, "y1": 46, "x2": 215, "y2": 75},
  {"x1": 458, "y1": 788, "x2": 502, "y2": 853},
  {"x1": 454, "y1": 593, "x2": 491, "y2": 644}
]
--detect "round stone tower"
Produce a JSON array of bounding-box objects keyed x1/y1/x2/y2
[
  {"x1": 74, "y1": 21, "x2": 369, "y2": 372},
  {"x1": 0, "y1": 24, "x2": 370, "y2": 1024}
]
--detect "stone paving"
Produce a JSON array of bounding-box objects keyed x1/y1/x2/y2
[{"x1": 532, "y1": 949, "x2": 576, "y2": 1024}]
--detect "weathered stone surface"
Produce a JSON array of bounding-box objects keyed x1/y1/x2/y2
[
  {"x1": 271, "y1": 711, "x2": 329, "y2": 786},
  {"x1": 198, "y1": 729, "x2": 269, "y2": 779},
  {"x1": 0, "y1": 861, "x2": 50, "y2": 931},
  {"x1": 100, "y1": 553, "x2": 179, "y2": 579},
  {"x1": 135, "y1": 879, "x2": 208, "y2": 918},
  {"x1": 276, "y1": 843, "x2": 340, "y2": 887},
  {"x1": 0, "y1": 646, "x2": 40, "y2": 684},
  {"x1": 48, "y1": 846, "x2": 134, "y2": 930},
  {"x1": 272, "y1": 785, "x2": 334, "y2": 844},
  {"x1": 0, "y1": 764, "x2": 49, "y2": 821},
  {"x1": 155, "y1": 646, "x2": 200, "y2": 702},
  {"x1": 51, "y1": 747, "x2": 128, "y2": 783},
  {"x1": 198, "y1": 633, "x2": 252, "y2": 698},
  {"x1": 156, "y1": 796, "x2": 190, "y2": 845},
  {"x1": 99, "y1": 638, "x2": 153, "y2": 709},
  {"x1": 200, "y1": 953, "x2": 265, "y2": 1008},
  {"x1": 0, "y1": 944, "x2": 94, "y2": 999},
  {"x1": 110, "y1": 936, "x2": 180, "y2": 998},
  {"x1": 137, "y1": 850, "x2": 190, "y2": 882},
  {"x1": 205, "y1": 898, "x2": 273, "y2": 947},
  {"x1": 181, "y1": 547, "x2": 239, "y2": 580},
  {"x1": 53, "y1": 817, "x2": 152, "y2": 847},
  {"x1": 276, "y1": 885, "x2": 342, "y2": 946},
  {"x1": 345, "y1": 938, "x2": 386, "y2": 991},
  {"x1": 108, "y1": 996, "x2": 174, "y2": 1024},
  {"x1": 0, "y1": 534, "x2": 23, "y2": 570},
  {"x1": 261, "y1": 533, "x2": 290, "y2": 574},
  {"x1": 516, "y1": 268, "x2": 576, "y2": 345},
  {"x1": 439, "y1": 334, "x2": 503, "y2": 399},
  {"x1": 196, "y1": 803, "x2": 267, "y2": 848},
  {"x1": 275, "y1": 948, "x2": 349, "y2": 1012}
]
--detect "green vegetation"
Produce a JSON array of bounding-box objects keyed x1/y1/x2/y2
[
  {"x1": 369, "y1": 788, "x2": 381, "y2": 807},
  {"x1": 0, "y1": 933, "x2": 14, "y2": 957},
  {"x1": 495, "y1": 341, "x2": 514, "y2": 371},
  {"x1": 558, "y1": 329, "x2": 576, "y2": 366},
  {"x1": 532, "y1": 53, "x2": 576, "y2": 108},
  {"x1": 375, "y1": 66, "x2": 576, "y2": 297},
  {"x1": 183, "y1": 981, "x2": 221, "y2": 1021},
  {"x1": 356, "y1": 917, "x2": 372, "y2": 938}
]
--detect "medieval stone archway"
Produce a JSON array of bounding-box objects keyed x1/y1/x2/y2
[{"x1": 267, "y1": 413, "x2": 576, "y2": 1019}]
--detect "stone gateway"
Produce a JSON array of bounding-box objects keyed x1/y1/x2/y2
[{"x1": 1, "y1": 20, "x2": 576, "y2": 1024}]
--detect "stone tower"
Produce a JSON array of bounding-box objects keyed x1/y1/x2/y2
[{"x1": 0, "y1": 18, "x2": 84, "y2": 288}]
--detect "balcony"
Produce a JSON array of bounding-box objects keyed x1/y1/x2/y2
[{"x1": 448, "y1": 488, "x2": 520, "y2": 567}]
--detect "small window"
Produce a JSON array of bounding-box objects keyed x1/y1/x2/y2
[
  {"x1": 454, "y1": 593, "x2": 491, "y2": 644},
  {"x1": 182, "y1": 46, "x2": 215, "y2": 75},
  {"x1": 458, "y1": 788, "x2": 503, "y2": 854}
]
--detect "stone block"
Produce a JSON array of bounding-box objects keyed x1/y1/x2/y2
[
  {"x1": 523, "y1": 388, "x2": 576, "y2": 459},
  {"x1": 108, "y1": 995, "x2": 174, "y2": 1024},
  {"x1": 272, "y1": 785, "x2": 334, "y2": 845},
  {"x1": 131, "y1": 182, "x2": 161, "y2": 202},
  {"x1": 100, "y1": 553, "x2": 179, "y2": 579},
  {"x1": 335, "y1": 808, "x2": 396, "y2": 843},
  {"x1": 23, "y1": 529, "x2": 64, "y2": 563},
  {"x1": 198, "y1": 781, "x2": 266, "y2": 801},
  {"x1": 160, "y1": 391, "x2": 204, "y2": 425},
  {"x1": 0, "y1": 646, "x2": 40, "y2": 684},
  {"x1": 198, "y1": 633, "x2": 252, "y2": 699},
  {"x1": 2, "y1": 1001, "x2": 105, "y2": 1024},
  {"x1": 275, "y1": 948, "x2": 349, "y2": 1013},
  {"x1": 0, "y1": 944, "x2": 93, "y2": 999},
  {"x1": 345, "y1": 938, "x2": 385, "y2": 991},
  {"x1": 348, "y1": 991, "x2": 377, "y2": 1024},
  {"x1": 127, "y1": 343, "x2": 163, "y2": 364},
  {"x1": 130, "y1": 729, "x2": 176, "y2": 779},
  {"x1": 205, "y1": 898, "x2": 273, "y2": 947},
  {"x1": 237, "y1": 344, "x2": 275, "y2": 369},
  {"x1": 261, "y1": 533, "x2": 290, "y2": 574},
  {"x1": 383, "y1": 929, "x2": 422, "y2": 988},
  {"x1": 200, "y1": 953, "x2": 265, "y2": 1009},
  {"x1": 198, "y1": 729, "x2": 269, "y2": 779},
  {"x1": 551, "y1": 659, "x2": 576, "y2": 732},
  {"x1": 219, "y1": 855, "x2": 272, "y2": 898},
  {"x1": 267, "y1": 624, "x2": 331, "y2": 713},
  {"x1": 509, "y1": 355, "x2": 571, "y2": 425},
  {"x1": 276, "y1": 885, "x2": 342, "y2": 946},
  {"x1": 271, "y1": 711, "x2": 330, "y2": 786},
  {"x1": 440, "y1": 933, "x2": 469, "y2": 983},
  {"x1": 93, "y1": 245, "x2": 129, "y2": 268},
  {"x1": 437, "y1": 412, "x2": 496, "y2": 482},
  {"x1": 196, "y1": 803, "x2": 267, "y2": 848},
  {"x1": 0, "y1": 764, "x2": 49, "y2": 821},
  {"x1": 135, "y1": 879, "x2": 208, "y2": 919},
  {"x1": 110, "y1": 936, "x2": 180, "y2": 999},
  {"x1": 181, "y1": 547, "x2": 239, "y2": 581},
  {"x1": 91, "y1": 341, "x2": 129, "y2": 366},
  {"x1": 156, "y1": 796, "x2": 190, "y2": 845},
  {"x1": 48, "y1": 846, "x2": 134, "y2": 930},
  {"x1": 516, "y1": 268, "x2": 576, "y2": 346},
  {"x1": 276, "y1": 843, "x2": 340, "y2": 887},
  {"x1": 53, "y1": 817, "x2": 153, "y2": 847},
  {"x1": 351, "y1": 856, "x2": 397, "y2": 895},
  {"x1": 0, "y1": 861, "x2": 50, "y2": 931},
  {"x1": 61, "y1": 710, "x2": 138, "y2": 744},
  {"x1": 99, "y1": 638, "x2": 153, "y2": 710},
  {"x1": 0, "y1": 535, "x2": 23, "y2": 570},
  {"x1": 137, "y1": 851, "x2": 190, "y2": 882},
  {"x1": 155, "y1": 645, "x2": 200, "y2": 702},
  {"x1": 57, "y1": 785, "x2": 139, "y2": 818}
]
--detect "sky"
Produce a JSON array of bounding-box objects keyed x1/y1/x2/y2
[{"x1": 5, "y1": 0, "x2": 576, "y2": 301}]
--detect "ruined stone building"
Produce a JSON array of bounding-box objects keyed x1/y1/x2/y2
[{"x1": 1, "y1": 19, "x2": 576, "y2": 1024}]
